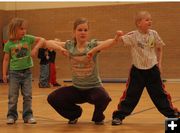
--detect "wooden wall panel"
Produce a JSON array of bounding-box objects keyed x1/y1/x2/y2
[
  {"x1": 0, "y1": 10, "x2": 6, "y2": 80},
  {"x1": 1, "y1": 2, "x2": 180, "y2": 80}
]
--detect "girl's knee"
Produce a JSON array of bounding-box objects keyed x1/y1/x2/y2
[
  {"x1": 104, "y1": 96, "x2": 112, "y2": 104},
  {"x1": 47, "y1": 93, "x2": 55, "y2": 105},
  {"x1": 97, "y1": 94, "x2": 111, "y2": 105}
]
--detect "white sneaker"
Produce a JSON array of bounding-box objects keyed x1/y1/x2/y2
[
  {"x1": 7, "y1": 118, "x2": 15, "y2": 124},
  {"x1": 112, "y1": 118, "x2": 122, "y2": 125},
  {"x1": 24, "y1": 117, "x2": 37, "y2": 124}
]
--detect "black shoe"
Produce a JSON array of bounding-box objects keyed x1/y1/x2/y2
[
  {"x1": 53, "y1": 83, "x2": 61, "y2": 87},
  {"x1": 95, "y1": 120, "x2": 104, "y2": 125},
  {"x1": 112, "y1": 118, "x2": 122, "y2": 125},
  {"x1": 39, "y1": 83, "x2": 50, "y2": 88},
  {"x1": 68, "y1": 118, "x2": 78, "y2": 124},
  {"x1": 38, "y1": 83, "x2": 44, "y2": 88}
]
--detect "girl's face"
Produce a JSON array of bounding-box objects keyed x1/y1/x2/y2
[
  {"x1": 74, "y1": 23, "x2": 89, "y2": 43},
  {"x1": 137, "y1": 15, "x2": 152, "y2": 32},
  {"x1": 16, "y1": 23, "x2": 27, "y2": 40}
]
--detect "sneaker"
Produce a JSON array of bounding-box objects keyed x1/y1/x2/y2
[
  {"x1": 94, "y1": 120, "x2": 104, "y2": 125},
  {"x1": 112, "y1": 118, "x2": 122, "y2": 125},
  {"x1": 24, "y1": 117, "x2": 37, "y2": 124},
  {"x1": 39, "y1": 83, "x2": 50, "y2": 88},
  {"x1": 68, "y1": 118, "x2": 78, "y2": 124},
  {"x1": 175, "y1": 112, "x2": 180, "y2": 118},
  {"x1": 53, "y1": 83, "x2": 61, "y2": 87},
  {"x1": 38, "y1": 83, "x2": 44, "y2": 88},
  {"x1": 7, "y1": 118, "x2": 15, "y2": 124}
]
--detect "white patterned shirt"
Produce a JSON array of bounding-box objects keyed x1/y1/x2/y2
[{"x1": 122, "y1": 29, "x2": 165, "y2": 69}]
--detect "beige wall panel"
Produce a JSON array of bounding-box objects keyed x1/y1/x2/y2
[
  {"x1": 0, "y1": 2, "x2": 135, "y2": 10},
  {"x1": 0, "y1": 2, "x2": 180, "y2": 80}
]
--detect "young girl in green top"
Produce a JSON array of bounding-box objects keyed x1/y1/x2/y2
[
  {"x1": 3, "y1": 18, "x2": 63, "y2": 124},
  {"x1": 3, "y1": 18, "x2": 45, "y2": 124}
]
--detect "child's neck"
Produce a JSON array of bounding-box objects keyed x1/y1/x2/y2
[
  {"x1": 138, "y1": 28, "x2": 149, "y2": 34},
  {"x1": 76, "y1": 41, "x2": 87, "y2": 52},
  {"x1": 12, "y1": 37, "x2": 23, "y2": 43},
  {"x1": 76, "y1": 40, "x2": 87, "y2": 48},
  {"x1": 12, "y1": 39, "x2": 20, "y2": 43}
]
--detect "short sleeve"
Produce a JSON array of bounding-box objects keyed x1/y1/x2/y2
[
  {"x1": 65, "y1": 40, "x2": 73, "y2": 50},
  {"x1": 88, "y1": 39, "x2": 98, "y2": 49},
  {"x1": 3, "y1": 41, "x2": 10, "y2": 53},
  {"x1": 122, "y1": 31, "x2": 135, "y2": 46},
  {"x1": 152, "y1": 30, "x2": 165, "y2": 47},
  {"x1": 25, "y1": 35, "x2": 35, "y2": 45}
]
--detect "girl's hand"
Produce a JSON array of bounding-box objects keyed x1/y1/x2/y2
[
  {"x1": 87, "y1": 47, "x2": 97, "y2": 60},
  {"x1": 117, "y1": 30, "x2": 124, "y2": 36},
  {"x1": 31, "y1": 48, "x2": 38, "y2": 57},
  {"x1": 3, "y1": 74, "x2": 7, "y2": 83},
  {"x1": 87, "y1": 52, "x2": 93, "y2": 60},
  {"x1": 59, "y1": 47, "x2": 69, "y2": 57},
  {"x1": 115, "y1": 30, "x2": 124, "y2": 42}
]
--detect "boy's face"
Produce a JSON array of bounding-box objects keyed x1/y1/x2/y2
[
  {"x1": 137, "y1": 15, "x2": 152, "y2": 32},
  {"x1": 73, "y1": 23, "x2": 89, "y2": 43},
  {"x1": 16, "y1": 23, "x2": 27, "y2": 40}
]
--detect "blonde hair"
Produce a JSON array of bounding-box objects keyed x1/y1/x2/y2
[
  {"x1": 8, "y1": 18, "x2": 26, "y2": 40},
  {"x1": 135, "y1": 11, "x2": 151, "y2": 27}
]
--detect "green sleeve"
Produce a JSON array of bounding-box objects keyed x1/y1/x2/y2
[
  {"x1": 3, "y1": 41, "x2": 10, "y2": 53},
  {"x1": 25, "y1": 34, "x2": 35, "y2": 45}
]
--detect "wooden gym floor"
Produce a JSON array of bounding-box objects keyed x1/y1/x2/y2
[{"x1": 0, "y1": 81, "x2": 179, "y2": 133}]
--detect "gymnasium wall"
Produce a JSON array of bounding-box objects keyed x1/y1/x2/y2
[
  {"x1": 0, "y1": 2, "x2": 180, "y2": 80},
  {"x1": 0, "y1": 2, "x2": 132, "y2": 10},
  {"x1": 0, "y1": 10, "x2": 6, "y2": 81}
]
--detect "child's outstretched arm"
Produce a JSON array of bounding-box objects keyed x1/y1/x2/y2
[
  {"x1": 2, "y1": 53, "x2": 9, "y2": 83},
  {"x1": 45, "y1": 40, "x2": 69, "y2": 57},
  {"x1": 31, "y1": 37, "x2": 45, "y2": 57},
  {"x1": 87, "y1": 30, "x2": 123, "y2": 58}
]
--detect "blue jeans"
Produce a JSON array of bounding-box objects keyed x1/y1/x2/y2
[
  {"x1": 8, "y1": 68, "x2": 33, "y2": 120},
  {"x1": 39, "y1": 64, "x2": 49, "y2": 86}
]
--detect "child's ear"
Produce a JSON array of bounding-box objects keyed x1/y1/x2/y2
[{"x1": 136, "y1": 20, "x2": 142, "y2": 27}]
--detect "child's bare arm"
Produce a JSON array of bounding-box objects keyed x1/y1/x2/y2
[
  {"x1": 2, "y1": 53, "x2": 9, "y2": 83},
  {"x1": 31, "y1": 37, "x2": 45, "y2": 57},
  {"x1": 87, "y1": 31, "x2": 123, "y2": 58},
  {"x1": 45, "y1": 40, "x2": 69, "y2": 57}
]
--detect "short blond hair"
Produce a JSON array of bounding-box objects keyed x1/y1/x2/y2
[{"x1": 135, "y1": 11, "x2": 151, "y2": 27}]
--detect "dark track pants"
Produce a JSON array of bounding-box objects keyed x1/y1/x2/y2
[
  {"x1": 113, "y1": 65, "x2": 179, "y2": 120},
  {"x1": 48, "y1": 86, "x2": 111, "y2": 122}
]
